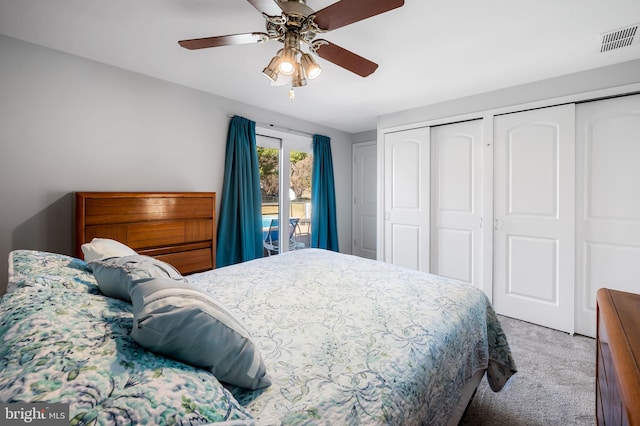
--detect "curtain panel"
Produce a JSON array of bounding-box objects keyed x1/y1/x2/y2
[
  {"x1": 216, "y1": 116, "x2": 263, "y2": 267},
  {"x1": 311, "y1": 134, "x2": 339, "y2": 251}
]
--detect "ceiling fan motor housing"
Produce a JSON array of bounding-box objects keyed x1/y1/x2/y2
[{"x1": 277, "y1": 0, "x2": 314, "y2": 20}]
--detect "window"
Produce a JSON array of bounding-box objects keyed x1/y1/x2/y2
[{"x1": 256, "y1": 127, "x2": 312, "y2": 255}]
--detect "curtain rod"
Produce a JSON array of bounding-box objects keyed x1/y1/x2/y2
[{"x1": 228, "y1": 114, "x2": 314, "y2": 138}]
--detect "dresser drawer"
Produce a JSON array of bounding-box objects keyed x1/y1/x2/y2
[{"x1": 596, "y1": 289, "x2": 640, "y2": 426}]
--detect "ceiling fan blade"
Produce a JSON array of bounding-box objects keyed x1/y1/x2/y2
[
  {"x1": 246, "y1": 0, "x2": 283, "y2": 16},
  {"x1": 313, "y1": 0, "x2": 404, "y2": 31},
  {"x1": 314, "y1": 41, "x2": 378, "y2": 77},
  {"x1": 178, "y1": 33, "x2": 269, "y2": 50}
]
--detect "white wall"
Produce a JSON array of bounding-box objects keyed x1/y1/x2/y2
[
  {"x1": 0, "y1": 35, "x2": 354, "y2": 295},
  {"x1": 378, "y1": 59, "x2": 640, "y2": 129}
]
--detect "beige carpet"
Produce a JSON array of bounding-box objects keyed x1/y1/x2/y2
[{"x1": 459, "y1": 315, "x2": 596, "y2": 426}]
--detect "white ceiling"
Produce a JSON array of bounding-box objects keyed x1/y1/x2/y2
[{"x1": 1, "y1": 0, "x2": 639, "y2": 133}]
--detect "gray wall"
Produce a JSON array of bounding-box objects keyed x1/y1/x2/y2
[
  {"x1": 0, "y1": 35, "x2": 353, "y2": 295},
  {"x1": 378, "y1": 59, "x2": 640, "y2": 129},
  {"x1": 351, "y1": 130, "x2": 377, "y2": 144}
]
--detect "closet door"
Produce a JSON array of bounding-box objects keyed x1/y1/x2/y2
[
  {"x1": 575, "y1": 94, "x2": 640, "y2": 338},
  {"x1": 430, "y1": 120, "x2": 484, "y2": 288},
  {"x1": 493, "y1": 104, "x2": 575, "y2": 333},
  {"x1": 382, "y1": 127, "x2": 430, "y2": 271},
  {"x1": 352, "y1": 141, "x2": 377, "y2": 260}
]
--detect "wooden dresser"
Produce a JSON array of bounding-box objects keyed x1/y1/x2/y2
[{"x1": 596, "y1": 288, "x2": 640, "y2": 426}]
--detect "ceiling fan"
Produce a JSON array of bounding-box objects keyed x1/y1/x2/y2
[{"x1": 178, "y1": 0, "x2": 404, "y2": 96}]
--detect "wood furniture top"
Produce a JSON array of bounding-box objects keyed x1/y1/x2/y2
[
  {"x1": 75, "y1": 192, "x2": 216, "y2": 274},
  {"x1": 596, "y1": 288, "x2": 640, "y2": 426}
]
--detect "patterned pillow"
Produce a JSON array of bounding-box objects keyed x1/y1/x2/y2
[
  {"x1": 0, "y1": 288, "x2": 254, "y2": 425},
  {"x1": 7, "y1": 250, "x2": 100, "y2": 294}
]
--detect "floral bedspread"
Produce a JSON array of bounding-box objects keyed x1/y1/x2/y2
[
  {"x1": 188, "y1": 249, "x2": 517, "y2": 425},
  {"x1": 1, "y1": 250, "x2": 253, "y2": 425}
]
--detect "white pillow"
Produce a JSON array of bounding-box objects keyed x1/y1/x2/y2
[{"x1": 81, "y1": 238, "x2": 137, "y2": 261}]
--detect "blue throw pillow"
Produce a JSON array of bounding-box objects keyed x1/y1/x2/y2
[
  {"x1": 90, "y1": 255, "x2": 183, "y2": 302},
  {"x1": 129, "y1": 277, "x2": 272, "y2": 390}
]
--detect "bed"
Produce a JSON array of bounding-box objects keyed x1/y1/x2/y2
[{"x1": 0, "y1": 192, "x2": 516, "y2": 425}]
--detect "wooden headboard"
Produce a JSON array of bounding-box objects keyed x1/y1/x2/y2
[{"x1": 75, "y1": 192, "x2": 216, "y2": 274}]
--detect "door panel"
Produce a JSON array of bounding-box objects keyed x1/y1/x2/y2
[
  {"x1": 352, "y1": 142, "x2": 377, "y2": 259},
  {"x1": 508, "y1": 235, "x2": 558, "y2": 302},
  {"x1": 430, "y1": 120, "x2": 483, "y2": 287},
  {"x1": 436, "y1": 229, "x2": 472, "y2": 282},
  {"x1": 390, "y1": 224, "x2": 422, "y2": 270},
  {"x1": 493, "y1": 104, "x2": 575, "y2": 333},
  {"x1": 508, "y1": 124, "x2": 558, "y2": 216},
  {"x1": 383, "y1": 127, "x2": 430, "y2": 271},
  {"x1": 575, "y1": 94, "x2": 640, "y2": 337}
]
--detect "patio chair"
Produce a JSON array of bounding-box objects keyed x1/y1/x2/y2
[
  {"x1": 263, "y1": 218, "x2": 279, "y2": 256},
  {"x1": 263, "y1": 218, "x2": 305, "y2": 256},
  {"x1": 289, "y1": 218, "x2": 306, "y2": 251}
]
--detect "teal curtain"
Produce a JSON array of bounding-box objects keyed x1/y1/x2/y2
[
  {"x1": 216, "y1": 116, "x2": 263, "y2": 267},
  {"x1": 311, "y1": 134, "x2": 339, "y2": 251}
]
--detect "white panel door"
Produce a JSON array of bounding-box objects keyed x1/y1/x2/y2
[
  {"x1": 430, "y1": 120, "x2": 484, "y2": 288},
  {"x1": 575, "y1": 94, "x2": 640, "y2": 337},
  {"x1": 352, "y1": 142, "x2": 377, "y2": 260},
  {"x1": 493, "y1": 104, "x2": 575, "y2": 333},
  {"x1": 383, "y1": 127, "x2": 430, "y2": 271}
]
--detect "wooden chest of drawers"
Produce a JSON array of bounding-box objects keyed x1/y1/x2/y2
[{"x1": 596, "y1": 288, "x2": 640, "y2": 426}]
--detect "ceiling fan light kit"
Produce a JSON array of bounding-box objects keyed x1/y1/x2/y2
[
  {"x1": 300, "y1": 53, "x2": 322, "y2": 79},
  {"x1": 262, "y1": 54, "x2": 281, "y2": 81},
  {"x1": 275, "y1": 32, "x2": 300, "y2": 76},
  {"x1": 179, "y1": 0, "x2": 405, "y2": 98}
]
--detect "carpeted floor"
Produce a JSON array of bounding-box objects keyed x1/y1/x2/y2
[{"x1": 459, "y1": 315, "x2": 596, "y2": 426}]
